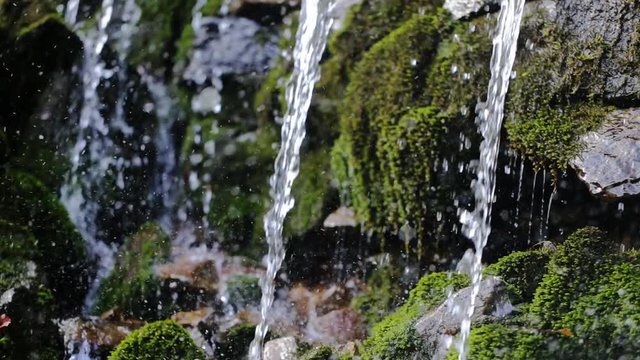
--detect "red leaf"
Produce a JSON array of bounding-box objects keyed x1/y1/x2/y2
[{"x1": 0, "y1": 314, "x2": 11, "y2": 329}]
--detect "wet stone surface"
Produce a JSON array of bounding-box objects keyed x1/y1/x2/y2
[{"x1": 571, "y1": 108, "x2": 640, "y2": 199}]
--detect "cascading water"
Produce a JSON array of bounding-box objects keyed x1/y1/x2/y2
[
  {"x1": 61, "y1": 0, "x2": 141, "y2": 312},
  {"x1": 248, "y1": 0, "x2": 334, "y2": 357},
  {"x1": 453, "y1": 0, "x2": 525, "y2": 358},
  {"x1": 60, "y1": 0, "x2": 117, "y2": 312}
]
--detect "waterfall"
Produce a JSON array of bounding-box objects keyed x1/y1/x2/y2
[
  {"x1": 248, "y1": 0, "x2": 334, "y2": 357},
  {"x1": 60, "y1": 0, "x2": 141, "y2": 313},
  {"x1": 454, "y1": 0, "x2": 525, "y2": 358}
]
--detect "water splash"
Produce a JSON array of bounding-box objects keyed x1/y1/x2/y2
[
  {"x1": 454, "y1": 0, "x2": 525, "y2": 358},
  {"x1": 248, "y1": 0, "x2": 334, "y2": 357}
]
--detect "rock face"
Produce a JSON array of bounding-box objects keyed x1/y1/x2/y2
[
  {"x1": 263, "y1": 336, "x2": 298, "y2": 360},
  {"x1": 556, "y1": 0, "x2": 640, "y2": 101},
  {"x1": 571, "y1": 108, "x2": 640, "y2": 199},
  {"x1": 184, "y1": 17, "x2": 278, "y2": 83},
  {"x1": 414, "y1": 276, "x2": 512, "y2": 359},
  {"x1": 443, "y1": 0, "x2": 495, "y2": 19}
]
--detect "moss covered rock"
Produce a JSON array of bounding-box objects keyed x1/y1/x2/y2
[
  {"x1": 226, "y1": 274, "x2": 261, "y2": 309},
  {"x1": 528, "y1": 227, "x2": 616, "y2": 327},
  {"x1": 0, "y1": 170, "x2": 88, "y2": 312},
  {"x1": 561, "y1": 262, "x2": 640, "y2": 359},
  {"x1": 215, "y1": 323, "x2": 256, "y2": 360},
  {"x1": 108, "y1": 320, "x2": 205, "y2": 360},
  {"x1": 359, "y1": 272, "x2": 468, "y2": 360},
  {"x1": 94, "y1": 223, "x2": 172, "y2": 320},
  {"x1": 484, "y1": 249, "x2": 551, "y2": 304},
  {"x1": 352, "y1": 265, "x2": 404, "y2": 327},
  {"x1": 332, "y1": 13, "x2": 445, "y2": 234}
]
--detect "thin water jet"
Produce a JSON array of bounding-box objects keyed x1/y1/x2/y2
[
  {"x1": 248, "y1": 0, "x2": 334, "y2": 357},
  {"x1": 453, "y1": 0, "x2": 526, "y2": 358}
]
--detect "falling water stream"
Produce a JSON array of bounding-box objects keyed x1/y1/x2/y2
[
  {"x1": 454, "y1": 0, "x2": 525, "y2": 358},
  {"x1": 248, "y1": 0, "x2": 334, "y2": 357}
]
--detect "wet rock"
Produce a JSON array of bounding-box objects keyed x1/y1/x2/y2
[
  {"x1": 156, "y1": 257, "x2": 219, "y2": 293},
  {"x1": 183, "y1": 16, "x2": 278, "y2": 84},
  {"x1": 556, "y1": 0, "x2": 640, "y2": 101},
  {"x1": 443, "y1": 0, "x2": 495, "y2": 19},
  {"x1": 570, "y1": 108, "x2": 640, "y2": 199},
  {"x1": 59, "y1": 317, "x2": 144, "y2": 353},
  {"x1": 323, "y1": 207, "x2": 357, "y2": 228},
  {"x1": 171, "y1": 307, "x2": 215, "y2": 327},
  {"x1": 312, "y1": 308, "x2": 366, "y2": 343},
  {"x1": 263, "y1": 336, "x2": 298, "y2": 360},
  {"x1": 414, "y1": 276, "x2": 511, "y2": 359}
]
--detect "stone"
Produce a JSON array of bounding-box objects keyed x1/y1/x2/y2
[
  {"x1": 555, "y1": 0, "x2": 640, "y2": 100},
  {"x1": 312, "y1": 308, "x2": 366, "y2": 343},
  {"x1": 171, "y1": 307, "x2": 215, "y2": 327},
  {"x1": 414, "y1": 276, "x2": 512, "y2": 359},
  {"x1": 570, "y1": 108, "x2": 640, "y2": 199},
  {"x1": 444, "y1": 0, "x2": 495, "y2": 19},
  {"x1": 183, "y1": 16, "x2": 278, "y2": 84},
  {"x1": 263, "y1": 336, "x2": 298, "y2": 360},
  {"x1": 323, "y1": 207, "x2": 357, "y2": 228},
  {"x1": 156, "y1": 257, "x2": 218, "y2": 293}
]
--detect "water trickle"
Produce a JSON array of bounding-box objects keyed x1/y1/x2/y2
[
  {"x1": 514, "y1": 156, "x2": 525, "y2": 228},
  {"x1": 60, "y1": 0, "x2": 117, "y2": 313},
  {"x1": 141, "y1": 73, "x2": 179, "y2": 231},
  {"x1": 248, "y1": 0, "x2": 334, "y2": 357},
  {"x1": 453, "y1": 0, "x2": 525, "y2": 358},
  {"x1": 527, "y1": 170, "x2": 539, "y2": 245},
  {"x1": 544, "y1": 186, "x2": 555, "y2": 240},
  {"x1": 538, "y1": 169, "x2": 547, "y2": 240}
]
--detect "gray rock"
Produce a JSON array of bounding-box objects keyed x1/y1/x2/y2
[
  {"x1": 570, "y1": 108, "x2": 640, "y2": 199},
  {"x1": 263, "y1": 336, "x2": 298, "y2": 360},
  {"x1": 555, "y1": 0, "x2": 640, "y2": 101},
  {"x1": 183, "y1": 17, "x2": 278, "y2": 84},
  {"x1": 444, "y1": 0, "x2": 495, "y2": 19},
  {"x1": 414, "y1": 276, "x2": 512, "y2": 360}
]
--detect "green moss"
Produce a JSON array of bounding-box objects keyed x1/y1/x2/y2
[
  {"x1": 300, "y1": 345, "x2": 334, "y2": 360},
  {"x1": 227, "y1": 275, "x2": 261, "y2": 309},
  {"x1": 216, "y1": 323, "x2": 256, "y2": 360},
  {"x1": 505, "y1": 26, "x2": 612, "y2": 170},
  {"x1": 130, "y1": 0, "x2": 196, "y2": 71},
  {"x1": 285, "y1": 148, "x2": 334, "y2": 236},
  {"x1": 180, "y1": 114, "x2": 277, "y2": 255},
  {"x1": 94, "y1": 223, "x2": 172, "y2": 319},
  {"x1": 352, "y1": 265, "x2": 404, "y2": 327},
  {"x1": 425, "y1": 17, "x2": 493, "y2": 115},
  {"x1": 485, "y1": 249, "x2": 551, "y2": 304},
  {"x1": 359, "y1": 272, "x2": 468, "y2": 360},
  {"x1": 529, "y1": 227, "x2": 617, "y2": 328},
  {"x1": 329, "y1": 0, "x2": 444, "y2": 79},
  {"x1": 332, "y1": 14, "x2": 445, "y2": 234},
  {"x1": 0, "y1": 170, "x2": 87, "y2": 311},
  {"x1": 561, "y1": 263, "x2": 640, "y2": 358},
  {"x1": 108, "y1": 320, "x2": 205, "y2": 360},
  {"x1": 448, "y1": 324, "x2": 553, "y2": 360}
]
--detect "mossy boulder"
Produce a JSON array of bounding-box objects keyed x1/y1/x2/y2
[
  {"x1": 0, "y1": 170, "x2": 88, "y2": 313},
  {"x1": 226, "y1": 274, "x2": 261, "y2": 309},
  {"x1": 528, "y1": 227, "x2": 616, "y2": 327},
  {"x1": 215, "y1": 323, "x2": 256, "y2": 360},
  {"x1": 561, "y1": 262, "x2": 640, "y2": 359},
  {"x1": 505, "y1": 22, "x2": 613, "y2": 170},
  {"x1": 332, "y1": 14, "x2": 445, "y2": 235},
  {"x1": 352, "y1": 265, "x2": 404, "y2": 327},
  {"x1": 484, "y1": 249, "x2": 551, "y2": 304},
  {"x1": 299, "y1": 345, "x2": 334, "y2": 360},
  {"x1": 108, "y1": 320, "x2": 205, "y2": 360},
  {"x1": 94, "y1": 223, "x2": 173, "y2": 320},
  {"x1": 0, "y1": 220, "x2": 65, "y2": 359},
  {"x1": 359, "y1": 272, "x2": 468, "y2": 360}
]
